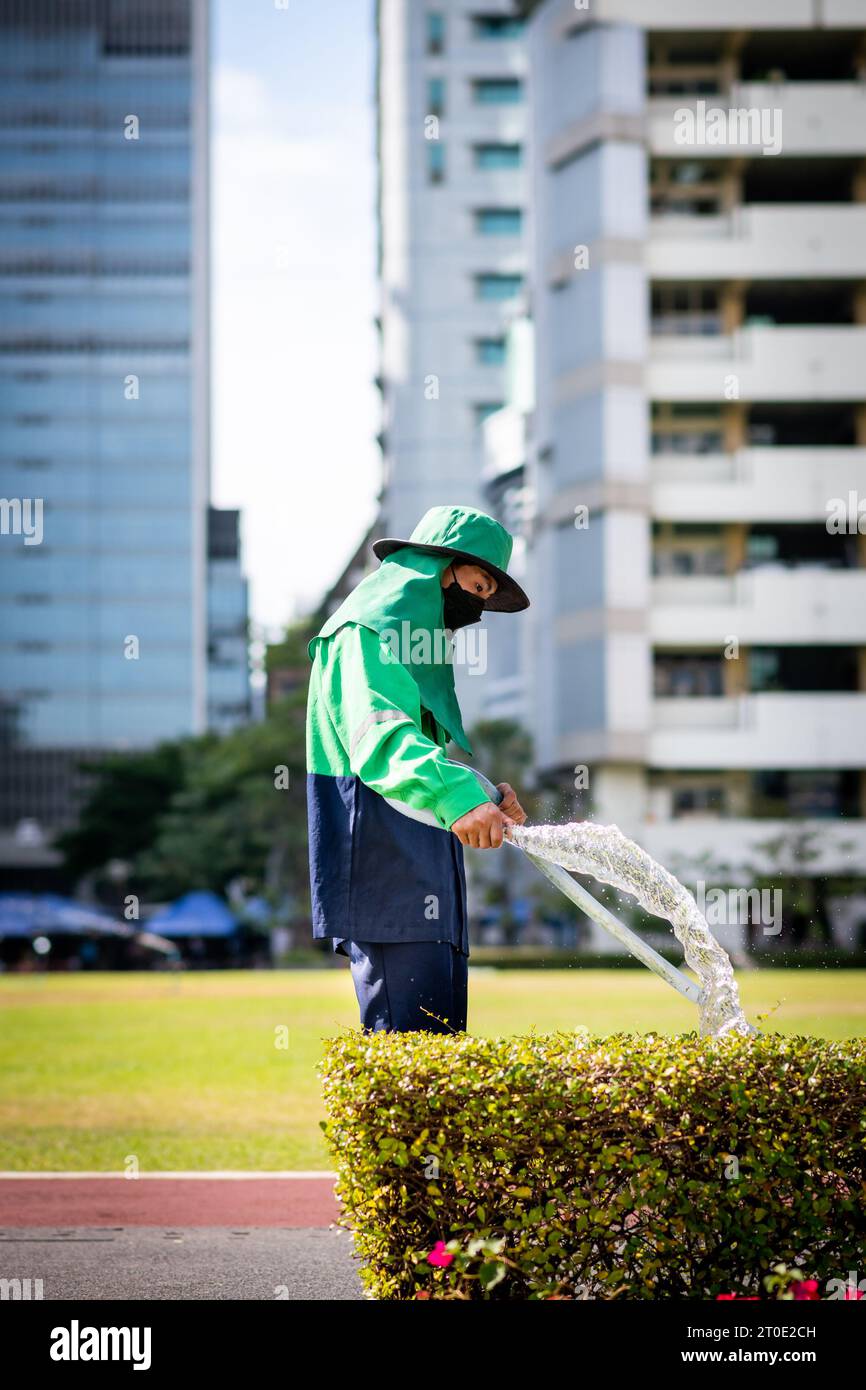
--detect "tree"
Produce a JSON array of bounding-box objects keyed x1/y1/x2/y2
[
  {"x1": 55, "y1": 741, "x2": 188, "y2": 883},
  {"x1": 666, "y1": 827, "x2": 863, "y2": 954},
  {"x1": 135, "y1": 687, "x2": 309, "y2": 905},
  {"x1": 453, "y1": 718, "x2": 548, "y2": 944},
  {"x1": 57, "y1": 621, "x2": 315, "y2": 918}
]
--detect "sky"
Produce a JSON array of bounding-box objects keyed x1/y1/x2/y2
[{"x1": 211, "y1": 0, "x2": 380, "y2": 636}]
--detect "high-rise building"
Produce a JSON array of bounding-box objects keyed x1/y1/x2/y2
[
  {"x1": 375, "y1": 1, "x2": 529, "y2": 539},
  {"x1": 0, "y1": 0, "x2": 249, "y2": 846},
  {"x1": 514, "y1": 0, "x2": 866, "y2": 935},
  {"x1": 206, "y1": 506, "x2": 251, "y2": 734}
]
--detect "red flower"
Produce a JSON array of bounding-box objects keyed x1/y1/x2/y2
[
  {"x1": 844, "y1": 1287, "x2": 864, "y2": 1301},
  {"x1": 716, "y1": 1294, "x2": 759, "y2": 1301},
  {"x1": 793, "y1": 1280, "x2": 820, "y2": 1301},
  {"x1": 427, "y1": 1241, "x2": 454, "y2": 1268}
]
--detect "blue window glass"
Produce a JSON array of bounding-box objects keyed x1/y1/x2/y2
[
  {"x1": 476, "y1": 337, "x2": 507, "y2": 365},
  {"x1": 474, "y1": 143, "x2": 522, "y2": 169},
  {"x1": 471, "y1": 16, "x2": 525, "y2": 39},
  {"x1": 0, "y1": 10, "x2": 252, "y2": 780},
  {"x1": 475, "y1": 208, "x2": 523, "y2": 235},
  {"x1": 427, "y1": 141, "x2": 445, "y2": 183},
  {"x1": 427, "y1": 77, "x2": 445, "y2": 115},
  {"x1": 474, "y1": 403, "x2": 504, "y2": 427},
  {"x1": 472, "y1": 79, "x2": 523, "y2": 104},
  {"x1": 426, "y1": 13, "x2": 445, "y2": 54},
  {"x1": 475, "y1": 273, "x2": 523, "y2": 301}
]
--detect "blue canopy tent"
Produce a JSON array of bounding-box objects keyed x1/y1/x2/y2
[
  {"x1": 0, "y1": 893, "x2": 132, "y2": 939},
  {"x1": 0, "y1": 893, "x2": 178, "y2": 968},
  {"x1": 145, "y1": 891, "x2": 239, "y2": 939}
]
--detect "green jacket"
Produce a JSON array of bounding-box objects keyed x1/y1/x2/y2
[
  {"x1": 306, "y1": 620, "x2": 489, "y2": 831},
  {"x1": 306, "y1": 506, "x2": 522, "y2": 950}
]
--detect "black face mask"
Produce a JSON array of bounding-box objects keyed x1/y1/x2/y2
[{"x1": 443, "y1": 578, "x2": 485, "y2": 631}]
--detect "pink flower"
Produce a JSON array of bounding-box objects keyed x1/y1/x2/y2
[
  {"x1": 793, "y1": 1280, "x2": 820, "y2": 1301},
  {"x1": 427, "y1": 1240, "x2": 454, "y2": 1268},
  {"x1": 716, "y1": 1294, "x2": 759, "y2": 1301},
  {"x1": 844, "y1": 1287, "x2": 864, "y2": 1301}
]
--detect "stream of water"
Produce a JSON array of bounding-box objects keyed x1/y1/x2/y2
[{"x1": 508, "y1": 820, "x2": 757, "y2": 1039}]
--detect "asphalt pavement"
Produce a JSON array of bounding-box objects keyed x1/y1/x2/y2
[{"x1": 0, "y1": 1175, "x2": 365, "y2": 1301}]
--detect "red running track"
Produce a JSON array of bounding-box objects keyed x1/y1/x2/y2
[{"x1": 0, "y1": 1177, "x2": 340, "y2": 1228}]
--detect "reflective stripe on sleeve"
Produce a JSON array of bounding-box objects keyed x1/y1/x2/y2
[{"x1": 348, "y1": 707, "x2": 409, "y2": 758}]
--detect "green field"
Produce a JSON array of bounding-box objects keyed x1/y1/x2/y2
[{"x1": 0, "y1": 968, "x2": 863, "y2": 1171}]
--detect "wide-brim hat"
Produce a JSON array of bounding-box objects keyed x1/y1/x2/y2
[{"x1": 371, "y1": 504, "x2": 529, "y2": 612}]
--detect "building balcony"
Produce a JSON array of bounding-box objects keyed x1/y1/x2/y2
[
  {"x1": 650, "y1": 693, "x2": 866, "y2": 769},
  {"x1": 592, "y1": 0, "x2": 849, "y2": 25},
  {"x1": 648, "y1": 83, "x2": 866, "y2": 158},
  {"x1": 647, "y1": 325, "x2": 866, "y2": 402},
  {"x1": 651, "y1": 447, "x2": 866, "y2": 523},
  {"x1": 481, "y1": 404, "x2": 529, "y2": 480},
  {"x1": 641, "y1": 816, "x2": 866, "y2": 880},
  {"x1": 451, "y1": 106, "x2": 526, "y2": 146},
  {"x1": 650, "y1": 568, "x2": 866, "y2": 645},
  {"x1": 648, "y1": 205, "x2": 866, "y2": 281}
]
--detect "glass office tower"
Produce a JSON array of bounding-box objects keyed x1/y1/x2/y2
[{"x1": 0, "y1": 0, "x2": 245, "y2": 837}]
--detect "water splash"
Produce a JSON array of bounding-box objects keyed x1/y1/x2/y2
[{"x1": 508, "y1": 820, "x2": 756, "y2": 1039}]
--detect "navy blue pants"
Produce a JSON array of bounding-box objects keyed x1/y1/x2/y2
[{"x1": 343, "y1": 940, "x2": 468, "y2": 1034}]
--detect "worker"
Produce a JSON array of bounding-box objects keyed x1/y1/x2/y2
[{"x1": 305, "y1": 504, "x2": 530, "y2": 1033}]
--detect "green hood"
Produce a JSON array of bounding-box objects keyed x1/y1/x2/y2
[{"x1": 309, "y1": 548, "x2": 474, "y2": 753}]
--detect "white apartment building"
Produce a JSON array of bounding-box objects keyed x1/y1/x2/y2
[
  {"x1": 376, "y1": 1, "x2": 529, "y2": 538},
  {"x1": 501, "y1": 0, "x2": 866, "y2": 940}
]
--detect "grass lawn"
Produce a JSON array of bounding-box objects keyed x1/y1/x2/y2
[{"x1": 0, "y1": 967, "x2": 863, "y2": 1171}]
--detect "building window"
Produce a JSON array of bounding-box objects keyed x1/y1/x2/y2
[
  {"x1": 652, "y1": 430, "x2": 724, "y2": 455},
  {"x1": 652, "y1": 521, "x2": 726, "y2": 577},
  {"x1": 475, "y1": 273, "x2": 523, "y2": 301},
  {"x1": 651, "y1": 402, "x2": 725, "y2": 456},
  {"x1": 474, "y1": 402, "x2": 504, "y2": 427},
  {"x1": 651, "y1": 284, "x2": 721, "y2": 336},
  {"x1": 475, "y1": 208, "x2": 523, "y2": 236},
  {"x1": 672, "y1": 786, "x2": 725, "y2": 817},
  {"x1": 427, "y1": 76, "x2": 445, "y2": 116},
  {"x1": 751, "y1": 769, "x2": 859, "y2": 819},
  {"x1": 427, "y1": 142, "x2": 445, "y2": 184},
  {"x1": 426, "y1": 12, "x2": 445, "y2": 54},
  {"x1": 475, "y1": 336, "x2": 506, "y2": 365},
  {"x1": 474, "y1": 143, "x2": 522, "y2": 169},
  {"x1": 471, "y1": 16, "x2": 525, "y2": 40},
  {"x1": 472, "y1": 78, "x2": 523, "y2": 104},
  {"x1": 750, "y1": 646, "x2": 858, "y2": 693},
  {"x1": 654, "y1": 653, "x2": 723, "y2": 698},
  {"x1": 650, "y1": 159, "x2": 724, "y2": 217}
]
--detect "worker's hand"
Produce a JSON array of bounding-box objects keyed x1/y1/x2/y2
[
  {"x1": 451, "y1": 801, "x2": 514, "y2": 849},
  {"x1": 496, "y1": 782, "x2": 527, "y2": 826}
]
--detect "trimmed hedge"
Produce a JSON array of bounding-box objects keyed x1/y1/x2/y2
[{"x1": 320, "y1": 1031, "x2": 866, "y2": 1300}]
